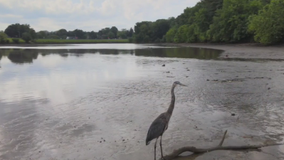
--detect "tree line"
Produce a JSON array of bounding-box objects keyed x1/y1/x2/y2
[
  {"x1": 1, "y1": 0, "x2": 283, "y2": 45},
  {"x1": 0, "y1": 23, "x2": 133, "y2": 43},
  {"x1": 133, "y1": 0, "x2": 284, "y2": 45}
]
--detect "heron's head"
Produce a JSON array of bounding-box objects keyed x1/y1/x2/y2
[{"x1": 173, "y1": 81, "x2": 186, "y2": 87}]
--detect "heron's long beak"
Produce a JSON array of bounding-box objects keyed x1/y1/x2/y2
[{"x1": 180, "y1": 83, "x2": 187, "y2": 86}]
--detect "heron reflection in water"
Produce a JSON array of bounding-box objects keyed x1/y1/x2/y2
[{"x1": 146, "y1": 81, "x2": 186, "y2": 160}]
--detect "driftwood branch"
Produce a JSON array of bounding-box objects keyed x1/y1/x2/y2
[{"x1": 162, "y1": 130, "x2": 284, "y2": 160}]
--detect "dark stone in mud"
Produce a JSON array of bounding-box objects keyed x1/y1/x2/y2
[
  {"x1": 268, "y1": 88, "x2": 271, "y2": 90},
  {"x1": 207, "y1": 79, "x2": 209, "y2": 81},
  {"x1": 162, "y1": 64, "x2": 165, "y2": 67},
  {"x1": 231, "y1": 113, "x2": 236, "y2": 116}
]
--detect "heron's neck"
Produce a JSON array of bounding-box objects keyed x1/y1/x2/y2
[{"x1": 167, "y1": 85, "x2": 176, "y2": 115}]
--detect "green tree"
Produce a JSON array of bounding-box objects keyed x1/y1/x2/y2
[
  {"x1": 207, "y1": 0, "x2": 262, "y2": 42},
  {"x1": 248, "y1": 0, "x2": 284, "y2": 44},
  {"x1": 89, "y1": 31, "x2": 97, "y2": 39},
  {"x1": 108, "y1": 32, "x2": 115, "y2": 39},
  {"x1": 22, "y1": 32, "x2": 32, "y2": 43},
  {"x1": 57, "y1": 29, "x2": 67, "y2": 39},
  {"x1": 37, "y1": 31, "x2": 48, "y2": 39},
  {"x1": 73, "y1": 29, "x2": 85, "y2": 39},
  {"x1": 110, "y1": 26, "x2": 118, "y2": 38},
  {"x1": 128, "y1": 28, "x2": 134, "y2": 37},
  {"x1": 4, "y1": 23, "x2": 32, "y2": 38},
  {"x1": 29, "y1": 28, "x2": 37, "y2": 39},
  {"x1": 0, "y1": 31, "x2": 8, "y2": 43},
  {"x1": 165, "y1": 27, "x2": 177, "y2": 42},
  {"x1": 118, "y1": 29, "x2": 128, "y2": 39},
  {"x1": 174, "y1": 25, "x2": 189, "y2": 43}
]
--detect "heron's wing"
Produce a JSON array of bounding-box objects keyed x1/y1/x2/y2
[{"x1": 146, "y1": 113, "x2": 167, "y2": 145}]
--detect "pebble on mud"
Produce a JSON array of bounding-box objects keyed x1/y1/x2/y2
[
  {"x1": 162, "y1": 64, "x2": 165, "y2": 67},
  {"x1": 231, "y1": 113, "x2": 236, "y2": 116},
  {"x1": 268, "y1": 88, "x2": 271, "y2": 90}
]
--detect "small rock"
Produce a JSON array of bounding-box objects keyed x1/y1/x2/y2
[
  {"x1": 231, "y1": 113, "x2": 236, "y2": 116},
  {"x1": 268, "y1": 88, "x2": 271, "y2": 90},
  {"x1": 162, "y1": 64, "x2": 165, "y2": 67},
  {"x1": 207, "y1": 79, "x2": 209, "y2": 81}
]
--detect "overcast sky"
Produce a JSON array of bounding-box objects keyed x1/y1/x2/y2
[{"x1": 0, "y1": 0, "x2": 199, "y2": 32}]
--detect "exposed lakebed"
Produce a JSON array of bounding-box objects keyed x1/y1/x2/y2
[{"x1": 0, "y1": 43, "x2": 283, "y2": 160}]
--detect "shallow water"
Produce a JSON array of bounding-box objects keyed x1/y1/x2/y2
[{"x1": 0, "y1": 44, "x2": 283, "y2": 160}]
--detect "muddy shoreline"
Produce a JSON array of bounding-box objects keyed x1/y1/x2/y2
[{"x1": 160, "y1": 43, "x2": 284, "y2": 60}]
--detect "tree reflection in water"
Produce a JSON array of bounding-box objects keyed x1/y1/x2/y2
[{"x1": 0, "y1": 47, "x2": 223, "y2": 64}]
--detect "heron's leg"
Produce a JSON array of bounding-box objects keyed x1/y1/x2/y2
[
  {"x1": 160, "y1": 135, "x2": 164, "y2": 159},
  {"x1": 154, "y1": 138, "x2": 158, "y2": 160}
]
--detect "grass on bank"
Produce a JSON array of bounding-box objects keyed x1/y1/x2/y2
[{"x1": 7, "y1": 38, "x2": 25, "y2": 43}]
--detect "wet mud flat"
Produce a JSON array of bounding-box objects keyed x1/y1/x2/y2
[{"x1": 0, "y1": 46, "x2": 284, "y2": 160}]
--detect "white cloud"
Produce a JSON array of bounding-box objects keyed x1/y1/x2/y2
[
  {"x1": 0, "y1": 0, "x2": 200, "y2": 31},
  {"x1": 0, "y1": 14, "x2": 23, "y2": 18},
  {"x1": 33, "y1": 18, "x2": 64, "y2": 31},
  {"x1": 0, "y1": 0, "x2": 98, "y2": 15}
]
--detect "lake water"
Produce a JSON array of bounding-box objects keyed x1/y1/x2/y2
[{"x1": 0, "y1": 43, "x2": 283, "y2": 160}]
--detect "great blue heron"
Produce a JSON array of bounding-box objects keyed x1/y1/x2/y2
[{"x1": 146, "y1": 81, "x2": 186, "y2": 160}]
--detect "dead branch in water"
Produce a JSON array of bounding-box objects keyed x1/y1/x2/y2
[{"x1": 162, "y1": 130, "x2": 284, "y2": 160}]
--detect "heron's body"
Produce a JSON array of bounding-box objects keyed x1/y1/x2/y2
[
  {"x1": 145, "y1": 81, "x2": 186, "y2": 160},
  {"x1": 146, "y1": 112, "x2": 170, "y2": 145}
]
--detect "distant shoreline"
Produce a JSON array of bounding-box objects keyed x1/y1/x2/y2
[{"x1": 0, "y1": 38, "x2": 129, "y2": 45}]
